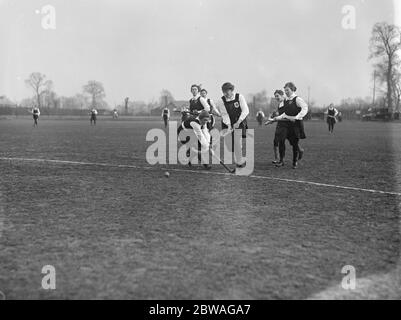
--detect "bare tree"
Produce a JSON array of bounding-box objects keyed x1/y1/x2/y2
[
  {"x1": 392, "y1": 67, "x2": 401, "y2": 112},
  {"x1": 25, "y1": 72, "x2": 53, "y2": 108},
  {"x1": 159, "y1": 89, "x2": 175, "y2": 107},
  {"x1": 83, "y1": 80, "x2": 106, "y2": 108},
  {"x1": 369, "y1": 22, "x2": 401, "y2": 111}
]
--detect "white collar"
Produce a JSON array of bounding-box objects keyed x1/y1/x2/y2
[
  {"x1": 224, "y1": 92, "x2": 237, "y2": 101},
  {"x1": 286, "y1": 93, "x2": 297, "y2": 100}
]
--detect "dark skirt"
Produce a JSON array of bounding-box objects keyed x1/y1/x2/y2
[
  {"x1": 287, "y1": 120, "x2": 306, "y2": 140},
  {"x1": 327, "y1": 117, "x2": 336, "y2": 125}
]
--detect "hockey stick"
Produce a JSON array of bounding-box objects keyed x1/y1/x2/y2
[
  {"x1": 209, "y1": 148, "x2": 236, "y2": 174},
  {"x1": 190, "y1": 146, "x2": 235, "y2": 173}
]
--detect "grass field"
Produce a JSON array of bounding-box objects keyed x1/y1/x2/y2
[{"x1": 0, "y1": 117, "x2": 400, "y2": 299}]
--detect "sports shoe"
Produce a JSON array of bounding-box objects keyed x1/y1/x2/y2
[
  {"x1": 275, "y1": 161, "x2": 284, "y2": 167},
  {"x1": 292, "y1": 162, "x2": 298, "y2": 169}
]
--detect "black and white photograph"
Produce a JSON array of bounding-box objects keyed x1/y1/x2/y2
[{"x1": 0, "y1": 0, "x2": 400, "y2": 307}]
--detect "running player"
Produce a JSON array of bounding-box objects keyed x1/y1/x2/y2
[
  {"x1": 177, "y1": 110, "x2": 212, "y2": 170},
  {"x1": 90, "y1": 108, "x2": 98, "y2": 126},
  {"x1": 217, "y1": 82, "x2": 249, "y2": 168},
  {"x1": 273, "y1": 82, "x2": 308, "y2": 169},
  {"x1": 200, "y1": 88, "x2": 221, "y2": 131},
  {"x1": 327, "y1": 104, "x2": 339, "y2": 133},
  {"x1": 188, "y1": 85, "x2": 210, "y2": 161},
  {"x1": 161, "y1": 107, "x2": 170, "y2": 128},
  {"x1": 256, "y1": 110, "x2": 265, "y2": 126},
  {"x1": 32, "y1": 106, "x2": 40, "y2": 127}
]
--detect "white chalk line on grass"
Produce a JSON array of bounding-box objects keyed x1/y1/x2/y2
[{"x1": 1, "y1": 156, "x2": 401, "y2": 197}]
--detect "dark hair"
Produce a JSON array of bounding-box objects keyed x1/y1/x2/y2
[
  {"x1": 284, "y1": 82, "x2": 297, "y2": 92},
  {"x1": 221, "y1": 82, "x2": 235, "y2": 92},
  {"x1": 200, "y1": 89, "x2": 208, "y2": 94},
  {"x1": 191, "y1": 84, "x2": 201, "y2": 92},
  {"x1": 274, "y1": 90, "x2": 284, "y2": 96}
]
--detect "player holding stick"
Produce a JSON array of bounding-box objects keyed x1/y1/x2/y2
[
  {"x1": 188, "y1": 85, "x2": 211, "y2": 161},
  {"x1": 327, "y1": 104, "x2": 339, "y2": 133},
  {"x1": 273, "y1": 82, "x2": 308, "y2": 169},
  {"x1": 265, "y1": 90, "x2": 287, "y2": 164},
  {"x1": 200, "y1": 88, "x2": 221, "y2": 130},
  {"x1": 177, "y1": 110, "x2": 212, "y2": 170},
  {"x1": 31, "y1": 106, "x2": 40, "y2": 127},
  {"x1": 90, "y1": 108, "x2": 98, "y2": 126},
  {"x1": 217, "y1": 82, "x2": 249, "y2": 168}
]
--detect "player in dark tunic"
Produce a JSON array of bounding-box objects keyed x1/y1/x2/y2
[
  {"x1": 327, "y1": 104, "x2": 339, "y2": 133},
  {"x1": 200, "y1": 88, "x2": 220, "y2": 131},
  {"x1": 218, "y1": 82, "x2": 249, "y2": 168},
  {"x1": 188, "y1": 85, "x2": 211, "y2": 161},
  {"x1": 162, "y1": 107, "x2": 170, "y2": 128},
  {"x1": 90, "y1": 108, "x2": 98, "y2": 126},
  {"x1": 177, "y1": 110, "x2": 212, "y2": 169},
  {"x1": 272, "y1": 82, "x2": 308, "y2": 169},
  {"x1": 32, "y1": 107, "x2": 40, "y2": 127},
  {"x1": 266, "y1": 90, "x2": 287, "y2": 164},
  {"x1": 189, "y1": 84, "x2": 210, "y2": 115}
]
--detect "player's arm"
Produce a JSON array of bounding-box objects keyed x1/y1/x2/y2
[
  {"x1": 199, "y1": 97, "x2": 210, "y2": 112},
  {"x1": 209, "y1": 99, "x2": 221, "y2": 117},
  {"x1": 191, "y1": 122, "x2": 209, "y2": 150},
  {"x1": 334, "y1": 108, "x2": 339, "y2": 117},
  {"x1": 294, "y1": 97, "x2": 308, "y2": 120},
  {"x1": 217, "y1": 100, "x2": 232, "y2": 129},
  {"x1": 237, "y1": 94, "x2": 249, "y2": 123}
]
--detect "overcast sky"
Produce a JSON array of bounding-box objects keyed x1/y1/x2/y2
[{"x1": 0, "y1": 0, "x2": 396, "y2": 106}]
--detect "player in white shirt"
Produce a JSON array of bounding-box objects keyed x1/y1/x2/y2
[
  {"x1": 271, "y1": 82, "x2": 308, "y2": 168},
  {"x1": 32, "y1": 106, "x2": 40, "y2": 127},
  {"x1": 112, "y1": 109, "x2": 119, "y2": 119},
  {"x1": 177, "y1": 110, "x2": 212, "y2": 170},
  {"x1": 217, "y1": 82, "x2": 249, "y2": 168},
  {"x1": 256, "y1": 110, "x2": 265, "y2": 126},
  {"x1": 327, "y1": 104, "x2": 339, "y2": 133},
  {"x1": 189, "y1": 84, "x2": 210, "y2": 115},
  {"x1": 90, "y1": 108, "x2": 98, "y2": 126}
]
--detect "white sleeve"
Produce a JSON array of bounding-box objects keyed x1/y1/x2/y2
[
  {"x1": 238, "y1": 94, "x2": 249, "y2": 123},
  {"x1": 190, "y1": 121, "x2": 209, "y2": 149},
  {"x1": 218, "y1": 99, "x2": 231, "y2": 127},
  {"x1": 295, "y1": 97, "x2": 308, "y2": 120},
  {"x1": 209, "y1": 99, "x2": 221, "y2": 116},
  {"x1": 334, "y1": 108, "x2": 339, "y2": 117},
  {"x1": 38, "y1": 109, "x2": 40, "y2": 116},
  {"x1": 199, "y1": 97, "x2": 210, "y2": 112}
]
